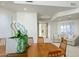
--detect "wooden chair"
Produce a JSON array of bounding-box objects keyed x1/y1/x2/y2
[
  {"x1": 48, "y1": 50, "x2": 61, "y2": 57},
  {"x1": 28, "y1": 37, "x2": 33, "y2": 46},
  {"x1": 59, "y1": 37, "x2": 67, "y2": 57},
  {"x1": 0, "y1": 38, "x2": 6, "y2": 56},
  {"x1": 37, "y1": 37, "x2": 44, "y2": 43}
]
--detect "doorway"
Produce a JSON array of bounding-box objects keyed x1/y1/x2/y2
[{"x1": 38, "y1": 23, "x2": 48, "y2": 38}]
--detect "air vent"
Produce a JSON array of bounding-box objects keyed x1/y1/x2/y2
[
  {"x1": 26, "y1": 1, "x2": 33, "y2": 3},
  {"x1": 70, "y1": 3, "x2": 76, "y2": 6}
]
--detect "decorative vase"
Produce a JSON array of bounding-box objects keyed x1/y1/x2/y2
[{"x1": 16, "y1": 39, "x2": 25, "y2": 53}]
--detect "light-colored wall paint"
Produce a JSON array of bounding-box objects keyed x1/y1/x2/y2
[
  {"x1": 0, "y1": 7, "x2": 13, "y2": 38},
  {"x1": 49, "y1": 21, "x2": 58, "y2": 42},
  {"x1": 0, "y1": 7, "x2": 17, "y2": 53},
  {"x1": 45, "y1": 23, "x2": 52, "y2": 43},
  {"x1": 0, "y1": 7, "x2": 38, "y2": 53},
  {"x1": 6, "y1": 38, "x2": 18, "y2": 53},
  {"x1": 16, "y1": 12, "x2": 38, "y2": 43},
  {"x1": 6, "y1": 11, "x2": 38, "y2": 53}
]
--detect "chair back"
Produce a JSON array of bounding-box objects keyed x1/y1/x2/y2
[
  {"x1": 28, "y1": 37, "x2": 33, "y2": 46},
  {"x1": 48, "y1": 50, "x2": 61, "y2": 57},
  {"x1": 59, "y1": 37, "x2": 67, "y2": 57},
  {"x1": 0, "y1": 38, "x2": 6, "y2": 56},
  {"x1": 37, "y1": 37, "x2": 44, "y2": 43}
]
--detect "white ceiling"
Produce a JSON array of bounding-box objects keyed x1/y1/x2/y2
[
  {"x1": 0, "y1": 1, "x2": 78, "y2": 21},
  {"x1": 13, "y1": 1, "x2": 79, "y2": 7},
  {"x1": 53, "y1": 13, "x2": 79, "y2": 22}
]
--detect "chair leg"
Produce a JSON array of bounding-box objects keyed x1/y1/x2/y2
[{"x1": 64, "y1": 54, "x2": 66, "y2": 57}]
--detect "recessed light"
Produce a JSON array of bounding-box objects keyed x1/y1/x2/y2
[
  {"x1": 24, "y1": 8, "x2": 27, "y2": 11},
  {"x1": 68, "y1": 16, "x2": 71, "y2": 17},
  {"x1": 58, "y1": 19, "x2": 61, "y2": 20},
  {"x1": 40, "y1": 15, "x2": 50, "y2": 19},
  {"x1": 70, "y1": 3, "x2": 76, "y2": 6},
  {"x1": 26, "y1": 1, "x2": 33, "y2": 3}
]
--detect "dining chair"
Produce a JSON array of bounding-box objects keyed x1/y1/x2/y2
[
  {"x1": 0, "y1": 38, "x2": 6, "y2": 56},
  {"x1": 28, "y1": 37, "x2": 33, "y2": 46},
  {"x1": 37, "y1": 37, "x2": 44, "y2": 43},
  {"x1": 48, "y1": 50, "x2": 61, "y2": 57},
  {"x1": 59, "y1": 37, "x2": 67, "y2": 57}
]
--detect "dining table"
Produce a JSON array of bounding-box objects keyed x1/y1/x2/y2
[{"x1": 6, "y1": 43, "x2": 64, "y2": 57}]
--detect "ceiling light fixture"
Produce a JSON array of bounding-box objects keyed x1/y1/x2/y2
[
  {"x1": 40, "y1": 15, "x2": 50, "y2": 19},
  {"x1": 14, "y1": 1, "x2": 34, "y2": 4},
  {"x1": 68, "y1": 16, "x2": 71, "y2": 17},
  {"x1": 24, "y1": 8, "x2": 27, "y2": 11},
  {"x1": 26, "y1": 1, "x2": 33, "y2": 3},
  {"x1": 70, "y1": 3, "x2": 76, "y2": 6},
  {"x1": 58, "y1": 19, "x2": 61, "y2": 20}
]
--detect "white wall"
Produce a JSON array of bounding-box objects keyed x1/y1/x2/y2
[
  {"x1": 0, "y1": 9, "x2": 38, "y2": 53},
  {"x1": 0, "y1": 7, "x2": 13, "y2": 38},
  {"x1": 45, "y1": 23, "x2": 52, "y2": 43},
  {"x1": 0, "y1": 7, "x2": 17, "y2": 53},
  {"x1": 16, "y1": 12, "x2": 38, "y2": 43},
  {"x1": 49, "y1": 21, "x2": 58, "y2": 42},
  {"x1": 6, "y1": 38, "x2": 18, "y2": 53},
  {"x1": 0, "y1": 8, "x2": 38, "y2": 53}
]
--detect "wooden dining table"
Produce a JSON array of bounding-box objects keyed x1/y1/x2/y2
[{"x1": 7, "y1": 43, "x2": 64, "y2": 57}]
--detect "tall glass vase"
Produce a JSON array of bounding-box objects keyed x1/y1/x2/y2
[{"x1": 16, "y1": 39, "x2": 25, "y2": 53}]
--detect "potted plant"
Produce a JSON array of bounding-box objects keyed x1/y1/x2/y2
[
  {"x1": 11, "y1": 22, "x2": 30, "y2": 53},
  {"x1": 14, "y1": 30, "x2": 29, "y2": 53}
]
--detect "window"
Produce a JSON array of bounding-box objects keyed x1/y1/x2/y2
[{"x1": 60, "y1": 22, "x2": 74, "y2": 37}]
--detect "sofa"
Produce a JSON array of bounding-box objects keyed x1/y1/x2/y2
[
  {"x1": 53, "y1": 34, "x2": 79, "y2": 46},
  {"x1": 67, "y1": 35, "x2": 79, "y2": 46}
]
